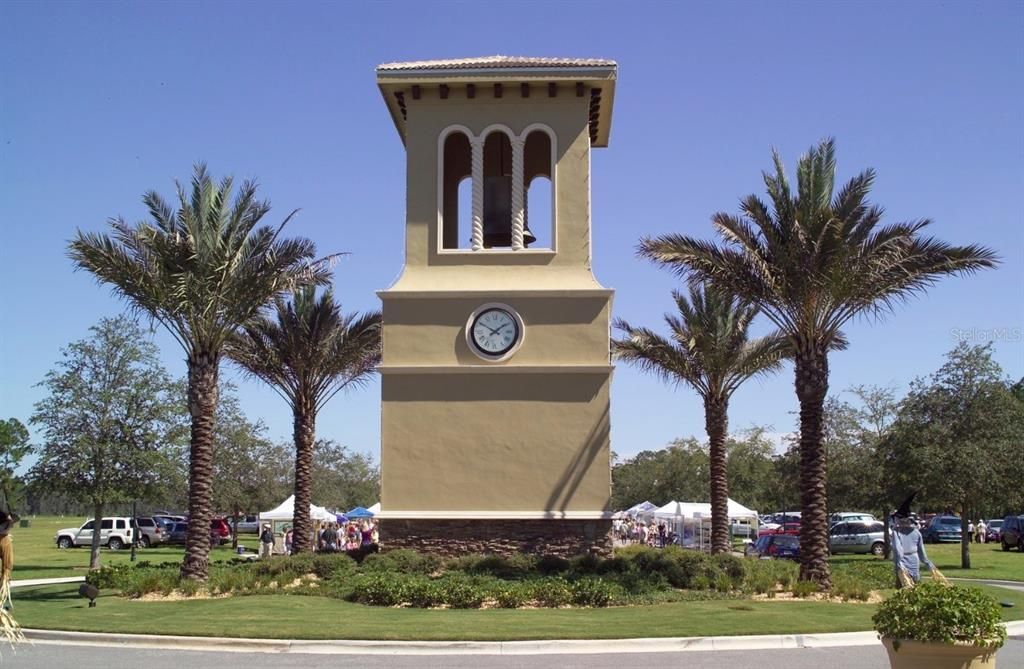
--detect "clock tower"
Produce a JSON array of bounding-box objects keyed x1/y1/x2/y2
[{"x1": 376, "y1": 56, "x2": 617, "y2": 556}]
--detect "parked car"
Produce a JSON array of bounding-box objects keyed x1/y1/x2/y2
[
  {"x1": 829, "y1": 521, "x2": 885, "y2": 556},
  {"x1": 830, "y1": 512, "x2": 876, "y2": 525},
  {"x1": 746, "y1": 534, "x2": 800, "y2": 560},
  {"x1": 55, "y1": 517, "x2": 134, "y2": 550},
  {"x1": 921, "y1": 515, "x2": 962, "y2": 543},
  {"x1": 133, "y1": 517, "x2": 165, "y2": 547},
  {"x1": 231, "y1": 515, "x2": 260, "y2": 534},
  {"x1": 759, "y1": 522, "x2": 800, "y2": 537},
  {"x1": 1000, "y1": 515, "x2": 1024, "y2": 552},
  {"x1": 210, "y1": 517, "x2": 231, "y2": 544},
  {"x1": 165, "y1": 522, "x2": 189, "y2": 545},
  {"x1": 986, "y1": 519, "x2": 1004, "y2": 544}
]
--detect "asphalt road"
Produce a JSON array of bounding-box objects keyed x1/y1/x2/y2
[{"x1": 7, "y1": 638, "x2": 1023, "y2": 669}]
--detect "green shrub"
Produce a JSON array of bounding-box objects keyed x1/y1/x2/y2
[
  {"x1": 613, "y1": 570, "x2": 667, "y2": 595},
  {"x1": 405, "y1": 577, "x2": 444, "y2": 608},
  {"x1": 532, "y1": 577, "x2": 572, "y2": 607},
  {"x1": 536, "y1": 555, "x2": 571, "y2": 575},
  {"x1": 86, "y1": 563, "x2": 132, "y2": 589},
  {"x1": 435, "y1": 574, "x2": 489, "y2": 609},
  {"x1": 713, "y1": 572, "x2": 734, "y2": 593},
  {"x1": 873, "y1": 583, "x2": 1007, "y2": 648},
  {"x1": 208, "y1": 567, "x2": 259, "y2": 595},
  {"x1": 311, "y1": 553, "x2": 357, "y2": 580},
  {"x1": 832, "y1": 573, "x2": 871, "y2": 601},
  {"x1": 493, "y1": 582, "x2": 530, "y2": 608},
  {"x1": 350, "y1": 573, "x2": 410, "y2": 606},
  {"x1": 790, "y1": 579, "x2": 819, "y2": 598},
  {"x1": 361, "y1": 549, "x2": 440, "y2": 575},
  {"x1": 570, "y1": 576, "x2": 622, "y2": 607},
  {"x1": 831, "y1": 560, "x2": 893, "y2": 590},
  {"x1": 446, "y1": 553, "x2": 535, "y2": 579},
  {"x1": 569, "y1": 553, "x2": 603, "y2": 576},
  {"x1": 596, "y1": 555, "x2": 631, "y2": 575},
  {"x1": 712, "y1": 553, "x2": 745, "y2": 587}
]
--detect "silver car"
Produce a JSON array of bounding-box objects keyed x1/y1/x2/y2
[{"x1": 829, "y1": 520, "x2": 886, "y2": 556}]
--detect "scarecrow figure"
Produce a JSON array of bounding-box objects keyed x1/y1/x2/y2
[
  {"x1": 0, "y1": 509, "x2": 24, "y2": 645},
  {"x1": 888, "y1": 492, "x2": 935, "y2": 588}
]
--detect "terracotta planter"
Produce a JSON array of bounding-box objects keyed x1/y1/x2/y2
[{"x1": 882, "y1": 637, "x2": 1000, "y2": 669}]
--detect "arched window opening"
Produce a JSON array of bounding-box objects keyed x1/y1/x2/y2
[
  {"x1": 482, "y1": 131, "x2": 514, "y2": 248},
  {"x1": 457, "y1": 177, "x2": 472, "y2": 244},
  {"x1": 441, "y1": 131, "x2": 471, "y2": 249},
  {"x1": 524, "y1": 130, "x2": 553, "y2": 249},
  {"x1": 526, "y1": 176, "x2": 551, "y2": 249}
]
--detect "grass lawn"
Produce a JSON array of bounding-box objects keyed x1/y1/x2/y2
[
  {"x1": 830, "y1": 542, "x2": 1024, "y2": 583},
  {"x1": 10, "y1": 516, "x2": 249, "y2": 581},
  {"x1": 11, "y1": 583, "x2": 1023, "y2": 640}
]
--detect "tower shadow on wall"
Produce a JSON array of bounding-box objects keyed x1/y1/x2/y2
[{"x1": 544, "y1": 404, "x2": 610, "y2": 515}]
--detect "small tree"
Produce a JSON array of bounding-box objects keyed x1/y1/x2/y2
[
  {"x1": 310, "y1": 439, "x2": 380, "y2": 512},
  {"x1": 0, "y1": 419, "x2": 32, "y2": 512},
  {"x1": 878, "y1": 343, "x2": 1024, "y2": 568},
  {"x1": 29, "y1": 316, "x2": 184, "y2": 569}
]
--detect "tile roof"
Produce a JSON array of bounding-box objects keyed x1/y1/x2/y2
[{"x1": 377, "y1": 55, "x2": 616, "y2": 71}]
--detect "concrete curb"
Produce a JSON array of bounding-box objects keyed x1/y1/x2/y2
[{"x1": 21, "y1": 628, "x2": 883, "y2": 654}]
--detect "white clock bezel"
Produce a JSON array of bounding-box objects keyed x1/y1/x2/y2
[{"x1": 465, "y1": 303, "x2": 526, "y2": 362}]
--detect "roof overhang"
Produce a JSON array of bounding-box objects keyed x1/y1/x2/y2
[{"x1": 376, "y1": 57, "x2": 617, "y2": 148}]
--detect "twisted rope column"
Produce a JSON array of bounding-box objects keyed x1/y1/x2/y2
[
  {"x1": 470, "y1": 137, "x2": 484, "y2": 251},
  {"x1": 510, "y1": 136, "x2": 526, "y2": 250}
]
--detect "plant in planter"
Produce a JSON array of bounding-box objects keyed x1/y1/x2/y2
[{"x1": 872, "y1": 582, "x2": 1007, "y2": 669}]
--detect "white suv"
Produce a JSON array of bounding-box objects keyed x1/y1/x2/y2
[{"x1": 55, "y1": 517, "x2": 134, "y2": 550}]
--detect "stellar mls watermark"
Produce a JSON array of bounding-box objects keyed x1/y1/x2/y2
[{"x1": 950, "y1": 326, "x2": 1023, "y2": 343}]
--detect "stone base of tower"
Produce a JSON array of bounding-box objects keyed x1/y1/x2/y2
[{"x1": 379, "y1": 518, "x2": 613, "y2": 558}]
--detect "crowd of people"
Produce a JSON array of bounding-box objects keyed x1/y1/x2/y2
[
  {"x1": 259, "y1": 519, "x2": 379, "y2": 558},
  {"x1": 612, "y1": 518, "x2": 676, "y2": 547}
]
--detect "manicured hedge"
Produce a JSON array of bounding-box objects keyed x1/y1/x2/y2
[{"x1": 88, "y1": 544, "x2": 871, "y2": 609}]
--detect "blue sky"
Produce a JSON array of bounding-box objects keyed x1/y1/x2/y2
[{"x1": 2, "y1": 1, "x2": 1022, "y2": 468}]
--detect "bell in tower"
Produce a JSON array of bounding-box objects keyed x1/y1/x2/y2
[{"x1": 482, "y1": 133, "x2": 536, "y2": 248}]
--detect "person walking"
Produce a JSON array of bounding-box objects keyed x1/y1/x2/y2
[
  {"x1": 259, "y1": 523, "x2": 274, "y2": 559},
  {"x1": 967, "y1": 520, "x2": 975, "y2": 543},
  {"x1": 976, "y1": 520, "x2": 987, "y2": 544}
]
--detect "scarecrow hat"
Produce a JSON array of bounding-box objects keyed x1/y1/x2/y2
[{"x1": 893, "y1": 491, "x2": 917, "y2": 518}]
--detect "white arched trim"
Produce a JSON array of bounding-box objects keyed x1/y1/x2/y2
[
  {"x1": 435, "y1": 123, "x2": 559, "y2": 254},
  {"x1": 520, "y1": 123, "x2": 558, "y2": 252}
]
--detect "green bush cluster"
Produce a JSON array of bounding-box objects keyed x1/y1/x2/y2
[{"x1": 87, "y1": 544, "x2": 880, "y2": 609}]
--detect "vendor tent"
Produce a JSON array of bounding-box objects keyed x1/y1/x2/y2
[
  {"x1": 367, "y1": 502, "x2": 381, "y2": 515},
  {"x1": 346, "y1": 506, "x2": 375, "y2": 518},
  {"x1": 259, "y1": 495, "x2": 337, "y2": 523},
  {"x1": 624, "y1": 500, "x2": 657, "y2": 516}
]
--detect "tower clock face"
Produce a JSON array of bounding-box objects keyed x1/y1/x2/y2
[{"x1": 468, "y1": 305, "x2": 523, "y2": 359}]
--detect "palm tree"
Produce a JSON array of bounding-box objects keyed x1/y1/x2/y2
[
  {"x1": 68, "y1": 164, "x2": 331, "y2": 580},
  {"x1": 227, "y1": 286, "x2": 381, "y2": 553},
  {"x1": 613, "y1": 286, "x2": 786, "y2": 554},
  {"x1": 637, "y1": 139, "x2": 997, "y2": 587}
]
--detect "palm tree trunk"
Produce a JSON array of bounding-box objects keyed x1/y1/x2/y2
[
  {"x1": 795, "y1": 343, "x2": 831, "y2": 590},
  {"x1": 181, "y1": 351, "x2": 219, "y2": 581},
  {"x1": 290, "y1": 395, "x2": 316, "y2": 554},
  {"x1": 704, "y1": 396, "x2": 730, "y2": 554}
]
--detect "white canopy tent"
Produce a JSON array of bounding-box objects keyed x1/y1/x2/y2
[
  {"x1": 650, "y1": 498, "x2": 760, "y2": 548},
  {"x1": 367, "y1": 502, "x2": 381, "y2": 515},
  {"x1": 259, "y1": 495, "x2": 337, "y2": 524}
]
